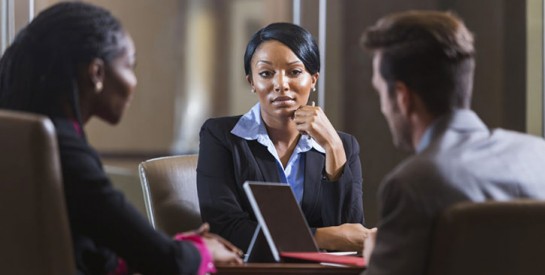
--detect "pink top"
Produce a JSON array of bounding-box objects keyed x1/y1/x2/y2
[
  {"x1": 175, "y1": 232, "x2": 217, "y2": 275},
  {"x1": 110, "y1": 233, "x2": 216, "y2": 275}
]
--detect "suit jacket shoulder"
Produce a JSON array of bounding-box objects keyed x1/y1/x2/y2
[
  {"x1": 201, "y1": 116, "x2": 241, "y2": 135},
  {"x1": 367, "y1": 110, "x2": 545, "y2": 275}
]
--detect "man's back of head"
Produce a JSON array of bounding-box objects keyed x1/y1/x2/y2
[{"x1": 361, "y1": 10, "x2": 476, "y2": 117}]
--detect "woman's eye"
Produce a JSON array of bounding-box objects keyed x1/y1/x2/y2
[
  {"x1": 259, "y1": 71, "x2": 272, "y2": 78},
  {"x1": 291, "y1": 70, "x2": 303, "y2": 76}
]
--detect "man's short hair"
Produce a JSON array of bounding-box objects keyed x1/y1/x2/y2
[{"x1": 361, "y1": 10, "x2": 475, "y2": 116}]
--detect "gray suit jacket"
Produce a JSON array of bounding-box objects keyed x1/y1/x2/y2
[{"x1": 365, "y1": 109, "x2": 545, "y2": 275}]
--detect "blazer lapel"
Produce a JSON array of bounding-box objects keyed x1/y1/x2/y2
[
  {"x1": 247, "y1": 140, "x2": 281, "y2": 183},
  {"x1": 301, "y1": 149, "x2": 325, "y2": 215}
]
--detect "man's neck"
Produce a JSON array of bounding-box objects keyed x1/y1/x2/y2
[{"x1": 410, "y1": 111, "x2": 436, "y2": 151}]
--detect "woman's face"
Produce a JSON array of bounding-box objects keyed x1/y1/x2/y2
[
  {"x1": 94, "y1": 32, "x2": 137, "y2": 125},
  {"x1": 248, "y1": 40, "x2": 318, "y2": 122}
]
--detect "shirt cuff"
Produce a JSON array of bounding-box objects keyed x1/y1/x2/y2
[{"x1": 174, "y1": 233, "x2": 216, "y2": 275}]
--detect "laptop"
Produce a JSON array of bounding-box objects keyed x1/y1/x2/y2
[
  {"x1": 243, "y1": 181, "x2": 319, "y2": 262},
  {"x1": 243, "y1": 181, "x2": 366, "y2": 267}
]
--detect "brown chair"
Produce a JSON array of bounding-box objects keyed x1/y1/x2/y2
[
  {"x1": 0, "y1": 110, "x2": 75, "y2": 274},
  {"x1": 138, "y1": 154, "x2": 202, "y2": 236},
  {"x1": 427, "y1": 200, "x2": 545, "y2": 275}
]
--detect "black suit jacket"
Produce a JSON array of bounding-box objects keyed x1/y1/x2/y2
[
  {"x1": 197, "y1": 116, "x2": 364, "y2": 251},
  {"x1": 53, "y1": 118, "x2": 200, "y2": 274}
]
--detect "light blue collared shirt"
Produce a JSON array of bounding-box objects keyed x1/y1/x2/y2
[
  {"x1": 416, "y1": 118, "x2": 440, "y2": 153},
  {"x1": 231, "y1": 103, "x2": 325, "y2": 203}
]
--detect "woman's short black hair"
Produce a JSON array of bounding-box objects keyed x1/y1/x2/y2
[
  {"x1": 0, "y1": 2, "x2": 125, "y2": 124},
  {"x1": 244, "y1": 22, "x2": 320, "y2": 76}
]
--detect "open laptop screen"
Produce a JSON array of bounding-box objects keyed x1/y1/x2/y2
[{"x1": 243, "y1": 181, "x2": 318, "y2": 262}]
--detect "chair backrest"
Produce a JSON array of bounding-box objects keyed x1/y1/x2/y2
[
  {"x1": 0, "y1": 110, "x2": 75, "y2": 274},
  {"x1": 138, "y1": 154, "x2": 201, "y2": 235},
  {"x1": 427, "y1": 200, "x2": 545, "y2": 275}
]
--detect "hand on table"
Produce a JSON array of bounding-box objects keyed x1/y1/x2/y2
[
  {"x1": 196, "y1": 223, "x2": 243, "y2": 265},
  {"x1": 315, "y1": 223, "x2": 374, "y2": 252},
  {"x1": 363, "y1": 227, "x2": 377, "y2": 262}
]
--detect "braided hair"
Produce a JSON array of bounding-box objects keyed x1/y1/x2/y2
[{"x1": 0, "y1": 2, "x2": 125, "y2": 128}]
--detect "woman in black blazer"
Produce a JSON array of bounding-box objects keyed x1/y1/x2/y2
[
  {"x1": 0, "y1": 2, "x2": 241, "y2": 274},
  {"x1": 197, "y1": 22, "x2": 371, "y2": 253}
]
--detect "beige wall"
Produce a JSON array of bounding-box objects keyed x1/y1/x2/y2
[
  {"x1": 86, "y1": 0, "x2": 183, "y2": 154},
  {"x1": 527, "y1": 0, "x2": 543, "y2": 136}
]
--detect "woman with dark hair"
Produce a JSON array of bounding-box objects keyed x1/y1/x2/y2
[
  {"x1": 0, "y1": 2, "x2": 241, "y2": 274},
  {"x1": 197, "y1": 22, "x2": 370, "y2": 253}
]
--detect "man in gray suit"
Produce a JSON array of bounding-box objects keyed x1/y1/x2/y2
[{"x1": 360, "y1": 10, "x2": 545, "y2": 275}]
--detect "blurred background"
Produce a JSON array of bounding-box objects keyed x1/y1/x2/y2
[{"x1": 1, "y1": 0, "x2": 543, "y2": 227}]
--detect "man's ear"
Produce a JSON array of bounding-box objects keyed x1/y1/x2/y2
[
  {"x1": 394, "y1": 81, "x2": 413, "y2": 116},
  {"x1": 87, "y1": 58, "x2": 105, "y2": 93}
]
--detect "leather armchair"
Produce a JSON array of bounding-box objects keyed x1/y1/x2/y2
[
  {"x1": 0, "y1": 110, "x2": 75, "y2": 274},
  {"x1": 427, "y1": 200, "x2": 545, "y2": 275},
  {"x1": 138, "y1": 154, "x2": 202, "y2": 236}
]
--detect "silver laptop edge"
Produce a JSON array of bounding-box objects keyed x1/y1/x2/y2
[{"x1": 243, "y1": 182, "x2": 281, "y2": 262}]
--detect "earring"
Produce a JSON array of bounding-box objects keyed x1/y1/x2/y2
[
  {"x1": 312, "y1": 87, "x2": 316, "y2": 92},
  {"x1": 95, "y1": 82, "x2": 103, "y2": 93},
  {"x1": 251, "y1": 88, "x2": 256, "y2": 93}
]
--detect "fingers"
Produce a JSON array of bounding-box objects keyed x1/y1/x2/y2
[
  {"x1": 196, "y1": 223, "x2": 243, "y2": 257},
  {"x1": 363, "y1": 228, "x2": 378, "y2": 262},
  {"x1": 195, "y1": 223, "x2": 210, "y2": 235},
  {"x1": 229, "y1": 253, "x2": 244, "y2": 264},
  {"x1": 204, "y1": 237, "x2": 244, "y2": 265},
  {"x1": 338, "y1": 223, "x2": 367, "y2": 251},
  {"x1": 294, "y1": 103, "x2": 319, "y2": 119},
  {"x1": 293, "y1": 104, "x2": 320, "y2": 134},
  {"x1": 206, "y1": 232, "x2": 243, "y2": 257}
]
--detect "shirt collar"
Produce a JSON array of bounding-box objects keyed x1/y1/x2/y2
[
  {"x1": 231, "y1": 103, "x2": 325, "y2": 154},
  {"x1": 415, "y1": 109, "x2": 487, "y2": 153},
  {"x1": 416, "y1": 117, "x2": 439, "y2": 153}
]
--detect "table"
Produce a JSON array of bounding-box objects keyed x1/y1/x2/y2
[{"x1": 216, "y1": 263, "x2": 365, "y2": 274}]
